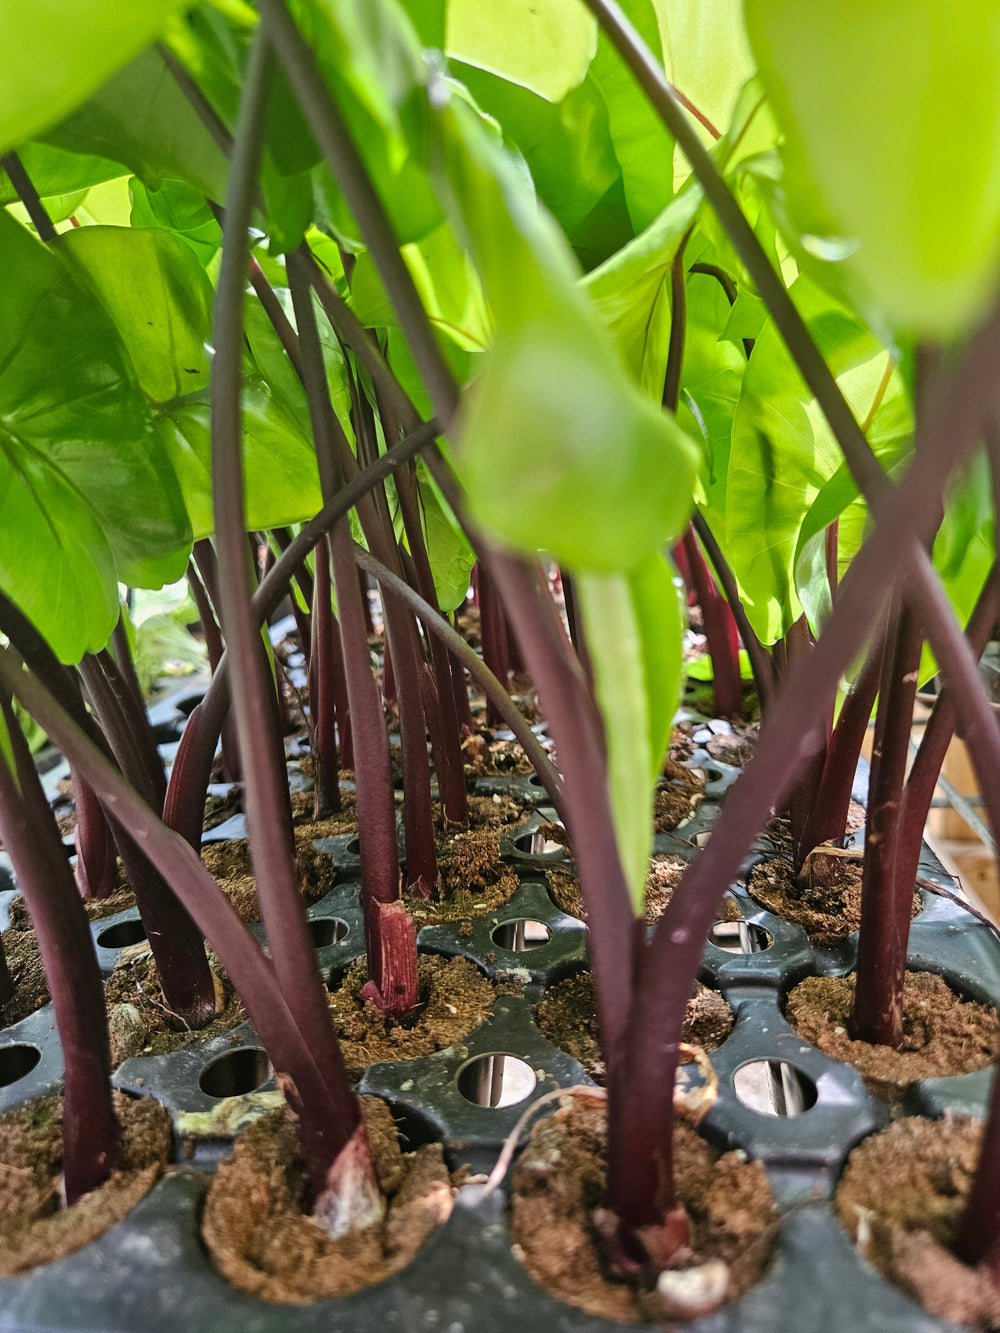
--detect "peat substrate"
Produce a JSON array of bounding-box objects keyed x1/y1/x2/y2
[
  {"x1": 786, "y1": 970, "x2": 999, "y2": 1099},
  {"x1": 202, "y1": 1096, "x2": 453, "y2": 1303},
  {"x1": 747, "y1": 854, "x2": 920, "y2": 945},
  {"x1": 837, "y1": 1117, "x2": 1000, "y2": 1330},
  {"x1": 510, "y1": 1096, "x2": 777, "y2": 1323},
  {"x1": 535, "y1": 971, "x2": 733, "y2": 1084},
  {"x1": 0, "y1": 1091, "x2": 172, "y2": 1278},
  {"x1": 327, "y1": 953, "x2": 496, "y2": 1080}
]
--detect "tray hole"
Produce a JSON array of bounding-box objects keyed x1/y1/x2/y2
[
  {"x1": 0, "y1": 1043, "x2": 41, "y2": 1088},
  {"x1": 457, "y1": 1054, "x2": 535, "y2": 1108},
  {"x1": 96, "y1": 918, "x2": 147, "y2": 950},
  {"x1": 346, "y1": 837, "x2": 361, "y2": 856},
  {"x1": 490, "y1": 919, "x2": 551, "y2": 951},
  {"x1": 310, "y1": 917, "x2": 348, "y2": 947},
  {"x1": 514, "y1": 831, "x2": 566, "y2": 856},
  {"x1": 733, "y1": 1061, "x2": 817, "y2": 1117},
  {"x1": 708, "y1": 921, "x2": 772, "y2": 953},
  {"x1": 199, "y1": 1048, "x2": 270, "y2": 1099}
]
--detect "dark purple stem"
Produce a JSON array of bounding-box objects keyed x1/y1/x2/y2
[
  {"x1": 0, "y1": 683, "x2": 119, "y2": 1204},
  {"x1": 852, "y1": 604, "x2": 923, "y2": 1046},
  {"x1": 211, "y1": 28, "x2": 364, "y2": 1146}
]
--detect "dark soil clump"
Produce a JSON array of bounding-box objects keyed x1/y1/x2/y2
[
  {"x1": 511, "y1": 1097, "x2": 777, "y2": 1322},
  {"x1": 836, "y1": 1117, "x2": 1000, "y2": 1329},
  {"x1": 786, "y1": 971, "x2": 999, "y2": 1099},
  {"x1": 747, "y1": 854, "x2": 919, "y2": 945},
  {"x1": 0, "y1": 1091, "x2": 172, "y2": 1277},
  {"x1": 535, "y1": 971, "x2": 733, "y2": 1083},
  {"x1": 328, "y1": 953, "x2": 495, "y2": 1080},
  {"x1": 202, "y1": 1098, "x2": 454, "y2": 1303}
]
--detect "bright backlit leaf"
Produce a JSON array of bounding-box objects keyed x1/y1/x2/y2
[
  {"x1": 445, "y1": 0, "x2": 597, "y2": 103},
  {"x1": 746, "y1": 0, "x2": 1000, "y2": 336}
]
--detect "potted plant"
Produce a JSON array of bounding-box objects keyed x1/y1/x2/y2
[{"x1": 2, "y1": 0, "x2": 1000, "y2": 1327}]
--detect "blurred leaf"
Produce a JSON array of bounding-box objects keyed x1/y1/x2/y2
[
  {"x1": 0, "y1": 0, "x2": 189, "y2": 155},
  {"x1": 746, "y1": 0, "x2": 1000, "y2": 336}
]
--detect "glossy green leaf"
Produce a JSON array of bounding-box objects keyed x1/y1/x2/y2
[
  {"x1": 0, "y1": 142, "x2": 124, "y2": 206},
  {"x1": 583, "y1": 184, "x2": 702, "y2": 393},
  {"x1": 129, "y1": 177, "x2": 222, "y2": 265},
  {"x1": 454, "y1": 64, "x2": 627, "y2": 262},
  {"x1": 0, "y1": 211, "x2": 191, "y2": 660},
  {"x1": 0, "y1": 0, "x2": 189, "y2": 155},
  {"x1": 727, "y1": 278, "x2": 912, "y2": 642},
  {"x1": 589, "y1": 2, "x2": 675, "y2": 233},
  {"x1": 445, "y1": 0, "x2": 597, "y2": 103},
  {"x1": 416, "y1": 463, "x2": 475, "y2": 612},
  {"x1": 746, "y1": 0, "x2": 1000, "y2": 336},
  {"x1": 57, "y1": 225, "x2": 214, "y2": 404},
  {"x1": 43, "y1": 47, "x2": 229, "y2": 204}
]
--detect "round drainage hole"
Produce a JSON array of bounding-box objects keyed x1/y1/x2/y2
[
  {"x1": 310, "y1": 917, "x2": 348, "y2": 947},
  {"x1": 457, "y1": 1054, "x2": 536, "y2": 1108},
  {"x1": 733, "y1": 1061, "x2": 817, "y2": 1117},
  {"x1": 708, "y1": 921, "x2": 772, "y2": 954},
  {"x1": 514, "y1": 831, "x2": 567, "y2": 856},
  {"x1": 490, "y1": 919, "x2": 552, "y2": 951},
  {"x1": 96, "y1": 918, "x2": 147, "y2": 950},
  {"x1": 199, "y1": 1048, "x2": 271, "y2": 1099},
  {"x1": 346, "y1": 837, "x2": 361, "y2": 856},
  {"x1": 0, "y1": 1044, "x2": 41, "y2": 1088}
]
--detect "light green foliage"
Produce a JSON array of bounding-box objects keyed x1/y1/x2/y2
[
  {"x1": 445, "y1": 0, "x2": 596, "y2": 103},
  {"x1": 727, "y1": 278, "x2": 912, "y2": 642},
  {"x1": 415, "y1": 465, "x2": 475, "y2": 612},
  {"x1": 577, "y1": 555, "x2": 682, "y2": 912},
  {"x1": 0, "y1": 211, "x2": 191, "y2": 662},
  {"x1": 0, "y1": 0, "x2": 189, "y2": 155},
  {"x1": 127, "y1": 583, "x2": 208, "y2": 694},
  {"x1": 746, "y1": 0, "x2": 1000, "y2": 336}
]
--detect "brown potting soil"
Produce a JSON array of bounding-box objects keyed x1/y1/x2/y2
[
  {"x1": 202, "y1": 784, "x2": 244, "y2": 830},
  {"x1": 836, "y1": 1117, "x2": 1000, "y2": 1329},
  {"x1": 705, "y1": 728, "x2": 758, "y2": 767},
  {"x1": 410, "y1": 831, "x2": 521, "y2": 923},
  {"x1": 786, "y1": 971, "x2": 1000, "y2": 1100},
  {"x1": 534, "y1": 971, "x2": 733, "y2": 1084},
  {"x1": 545, "y1": 855, "x2": 738, "y2": 928},
  {"x1": 654, "y1": 761, "x2": 705, "y2": 833},
  {"x1": 202, "y1": 1098, "x2": 453, "y2": 1303},
  {"x1": 328, "y1": 953, "x2": 496, "y2": 1081},
  {"x1": 0, "y1": 884, "x2": 138, "y2": 1030},
  {"x1": 104, "y1": 948, "x2": 241, "y2": 1065},
  {"x1": 199, "y1": 825, "x2": 339, "y2": 925},
  {"x1": 746, "y1": 854, "x2": 920, "y2": 945},
  {"x1": 510, "y1": 1097, "x2": 777, "y2": 1323},
  {"x1": 0, "y1": 1091, "x2": 172, "y2": 1278}
]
